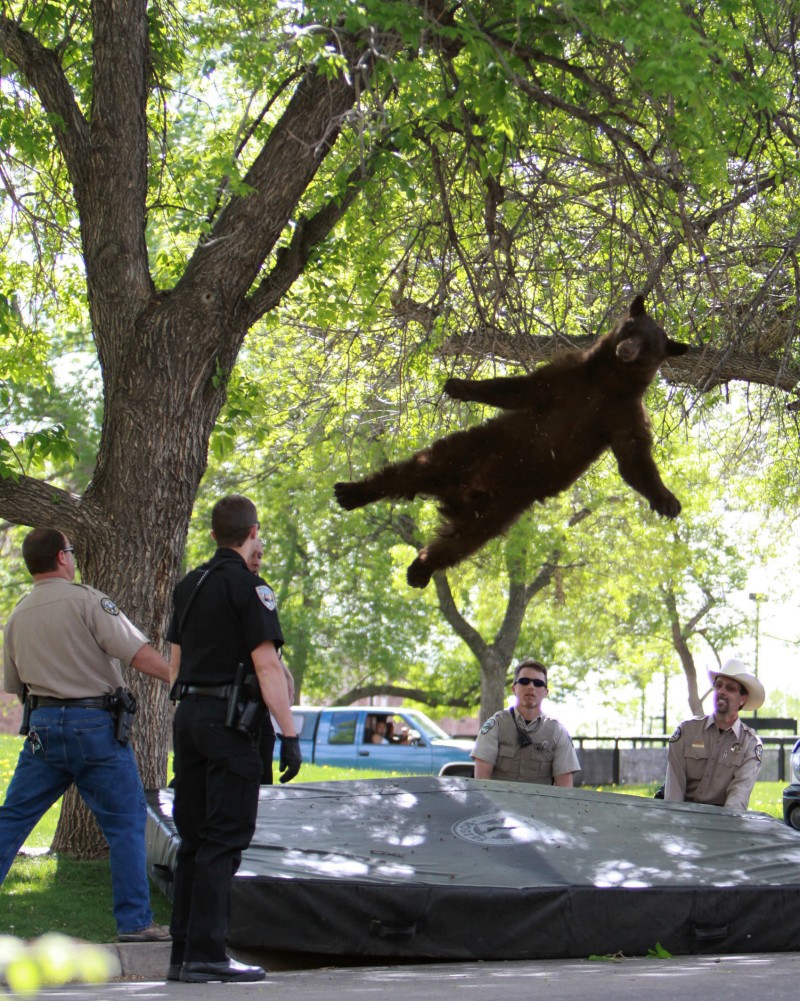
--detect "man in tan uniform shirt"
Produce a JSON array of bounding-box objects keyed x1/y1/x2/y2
[
  {"x1": 471, "y1": 659, "x2": 580, "y2": 784},
  {"x1": 664, "y1": 659, "x2": 764, "y2": 811},
  {"x1": 1, "y1": 527, "x2": 171, "y2": 941}
]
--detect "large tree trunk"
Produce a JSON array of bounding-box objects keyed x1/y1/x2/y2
[
  {"x1": 0, "y1": 3, "x2": 385, "y2": 858},
  {"x1": 43, "y1": 296, "x2": 221, "y2": 852},
  {"x1": 478, "y1": 650, "x2": 510, "y2": 722},
  {"x1": 52, "y1": 791, "x2": 108, "y2": 860}
]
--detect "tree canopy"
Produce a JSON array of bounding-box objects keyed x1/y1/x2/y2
[{"x1": 2, "y1": 0, "x2": 800, "y2": 853}]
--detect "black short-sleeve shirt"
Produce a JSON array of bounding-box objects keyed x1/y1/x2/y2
[{"x1": 167, "y1": 548, "x2": 284, "y2": 686}]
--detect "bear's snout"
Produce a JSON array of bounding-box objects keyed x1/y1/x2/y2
[{"x1": 616, "y1": 338, "x2": 642, "y2": 362}]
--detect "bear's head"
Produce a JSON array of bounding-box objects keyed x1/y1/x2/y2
[{"x1": 612, "y1": 295, "x2": 688, "y2": 376}]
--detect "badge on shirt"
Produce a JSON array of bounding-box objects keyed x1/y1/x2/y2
[
  {"x1": 731, "y1": 742, "x2": 742, "y2": 754},
  {"x1": 668, "y1": 726, "x2": 682, "y2": 743},
  {"x1": 755, "y1": 745, "x2": 763, "y2": 762},
  {"x1": 100, "y1": 597, "x2": 120, "y2": 616},
  {"x1": 480, "y1": 717, "x2": 497, "y2": 735},
  {"x1": 256, "y1": 585, "x2": 277, "y2": 611}
]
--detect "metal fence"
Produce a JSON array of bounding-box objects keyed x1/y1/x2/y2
[{"x1": 572, "y1": 734, "x2": 798, "y2": 786}]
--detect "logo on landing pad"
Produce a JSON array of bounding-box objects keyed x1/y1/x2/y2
[{"x1": 452, "y1": 812, "x2": 557, "y2": 847}]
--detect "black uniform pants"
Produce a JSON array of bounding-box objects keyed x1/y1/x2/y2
[{"x1": 170, "y1": 695, "x2": 261, "y2": 965}]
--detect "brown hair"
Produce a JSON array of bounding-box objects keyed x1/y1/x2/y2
[
  {"x1": 513, "y1": 659, "x2": 548, "y2": 685},
  {"x1": 22, "y1": 527, "x2": 68, "y2": 575},
  {"x1": 211, "y1": 495, "x2": 258, "y2": 547}
]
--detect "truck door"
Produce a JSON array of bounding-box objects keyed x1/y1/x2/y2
[
  {"x1": 357, "y1": 713, "x2": 435, "y2": 774},
  {"x1": 313, "y1": 711, "x2": 359, "y2": 767}
]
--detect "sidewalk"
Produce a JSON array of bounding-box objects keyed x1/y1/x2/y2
[
  {"x1": 60, "y1": 946, "x2": 800, "y2": 1001},
  {"x1": 110, "y1": 942, "x2": 304, "y2": 979}
]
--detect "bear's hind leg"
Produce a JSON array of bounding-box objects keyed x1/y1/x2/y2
[
  {"x1": 335, "y1": 450, "x2": 444, "y2": 511},
  {"x1": 406, "y1": 502, "x2": 521, "y2": 588}
]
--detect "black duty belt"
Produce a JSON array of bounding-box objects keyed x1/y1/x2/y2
[
  {"x1": 182, "y1": 685, "x2": 233, "y2": 700},
  {"x1": 32, "y1": 696, "x2": 114, "y2": 710}
]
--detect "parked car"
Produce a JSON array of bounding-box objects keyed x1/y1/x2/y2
[
  {"x1": 272, "y1": 706, "x2": 474, "y2": 775},
  {"x1": 782, "y1": 738, "x2": 800, "y2": 830}
]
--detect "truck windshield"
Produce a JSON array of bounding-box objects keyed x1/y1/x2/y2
[{"x1": 403, "y1": 711, "x2": 451, "y2": 740}]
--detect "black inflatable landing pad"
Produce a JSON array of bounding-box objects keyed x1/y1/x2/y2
[{"x1": 145, "y1": 776, "x2": 800, "y2": 960}]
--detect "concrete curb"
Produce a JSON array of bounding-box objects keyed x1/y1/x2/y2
[{"x1": 110, "y1": 942, "x2": 171, "y2": 981}]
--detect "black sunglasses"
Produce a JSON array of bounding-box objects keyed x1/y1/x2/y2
[{"x1": 515, "y1": 677, "x2": 546, "y2": 688}]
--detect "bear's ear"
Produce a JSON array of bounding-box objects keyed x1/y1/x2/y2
[
  {"x1": 629, "y1": 294, "x2": 646, "y2": 317},
  {"x1": 666, "y1": 339, "x2": 689, "y2": 357}
]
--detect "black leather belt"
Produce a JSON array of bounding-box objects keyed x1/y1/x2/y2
[
  {"x1": 33, "y1": 696, "x2": 114, "y2": 710},
  {"x1": 182, "y1": 685, "x2": 233, "y2": 699}
]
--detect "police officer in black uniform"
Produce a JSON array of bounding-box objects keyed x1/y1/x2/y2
[{"x1": 166, "y1": 495, "x2": 300, "y2": 984}]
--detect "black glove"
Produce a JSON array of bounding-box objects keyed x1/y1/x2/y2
[{"x1": 278, "y1": 734, "x2": 302, "y2": 784}]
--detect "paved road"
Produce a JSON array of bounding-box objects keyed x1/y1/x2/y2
[{"x1": 30, "y1": 951, "x2": 800, "y2": 1001}]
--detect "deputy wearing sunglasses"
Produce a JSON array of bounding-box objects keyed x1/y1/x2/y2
[{"x1": 470, "y1": 659, "x2": 580, "y2": 785}]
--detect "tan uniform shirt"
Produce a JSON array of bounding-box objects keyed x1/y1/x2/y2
[
  {"x1": 3, "y1": 578, "x2": 148, "y2": 700},
  {"x1": 471, "y1": 708, "x2": 580, "y2": 783},
  {"x1": 664, "y1": 714, "x2": 762, "y2": 811}
]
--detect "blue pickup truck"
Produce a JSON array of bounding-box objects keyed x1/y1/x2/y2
[{"x1": 273, "y1": 706, "x2": 474, "y2": 775}]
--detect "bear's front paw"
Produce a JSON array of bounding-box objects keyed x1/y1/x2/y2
[
  {"x1": 334, "y1": 481, "x2": 367, "y2": 510},
  {"x1": 651, "y1": 491, "x2": 681, "y2": 519},
  {"x1": 406, "y1": 557, "x2": 432, "y2": 589},
  {"x1": 443, "y1": 378, "x2": 468, "y2": 400}
]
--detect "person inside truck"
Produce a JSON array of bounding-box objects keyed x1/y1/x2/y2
[
  {"x1": 393, "y1": 722, "x2": 410, "y2": 744},
  {"x1": 370, "y1": 718, "x2": 391, "y2": 744},
  {"x1": 363, "y1": 716, "x2": 377, "y2": 743}
]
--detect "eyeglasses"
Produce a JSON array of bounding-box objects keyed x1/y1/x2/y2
[
  {"x1": 515, "y1": 677, "x2": 546, "y2": 688},
  {"x1": 61, "y1": 547, "x2": 74, "y2": 554}
]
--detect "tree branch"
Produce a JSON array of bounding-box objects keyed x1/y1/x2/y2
[
  {"x1": 245, "y1": 146, "x2": 387, "y2": 322},
  {"x1": 683, "y1": 591, "x2": 717, "y2": 636},
  {"x1": 432, "y1": 571, "x2": 490, "y2": 659},
  {"x1": 335, "y1": 682, "x2": 477, "y2": 709},
  {"x1": 662, "y1": 585, "x2": 702, "y2": 715},
  {"x1": 440, "y1": 329, "x2": 800, "y2": 393},
  {"x1": 1, "y1": 6, "x2": 153, "y2": 336},
  {"x1": 0, "y1": 476, "x2": 86, "y2": 533},
  {"x1": 390, "y1": 511, "x2": 490, "y2": 659},
  {"x1": 0, "y1": 14, "x2": 90, "y2": 169},
  {"x1": 182, "y1": 29, "x2": 387, "y2": 313}
]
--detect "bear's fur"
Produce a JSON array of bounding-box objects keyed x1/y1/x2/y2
[{"x1": 334, "y1": 295, "x2": 689, "y2": 588}]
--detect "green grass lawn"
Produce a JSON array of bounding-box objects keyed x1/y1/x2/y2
[{"x1": 0, "y1": 733, "x2": 788, "y2": 941}]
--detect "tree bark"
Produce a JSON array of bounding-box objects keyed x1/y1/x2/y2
[{"x1": 0, "y1": 6, "x2": 384, "y2": 857}]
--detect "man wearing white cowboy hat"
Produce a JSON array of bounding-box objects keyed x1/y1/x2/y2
[{"x1": 664, "y1": 659, "x2": 765, "y2": 811}]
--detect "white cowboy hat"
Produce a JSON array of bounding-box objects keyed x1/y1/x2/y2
[{"x1": 707, "y1": 658, "x2": 765, "y2": 712}]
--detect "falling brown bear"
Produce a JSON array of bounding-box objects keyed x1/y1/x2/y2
[{"x1": 334, "y1": 295, "x2": 689, "y2": 588}]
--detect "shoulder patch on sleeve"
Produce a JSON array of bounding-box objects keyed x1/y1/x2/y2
[
  {"x1": 480, "y1": 717, "x2": 497, "y2": 735},
  {"x1": 668, "y1": 726, "x2": 682, "y2": 743},
  {"x1": 256, "y1": 585, "x2": 277, "y2": 611},
  {"x1": 755, "y1": 744, "x2": 763, "y2": 762},
  {"x1": 100, "y1": 597, "x2": 120, "y2": 616}
]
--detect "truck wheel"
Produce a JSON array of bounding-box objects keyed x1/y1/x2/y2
[
  {"x1": 438, "y1": 762, "x2": 474, "y2": 778},
  {"x1": 788, "y1": 802, "x2": 800, "y2": 831}
]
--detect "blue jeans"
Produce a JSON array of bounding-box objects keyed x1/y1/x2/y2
[{"x1": 0, "y1": 707, "x2": 154, "y2": 935}]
